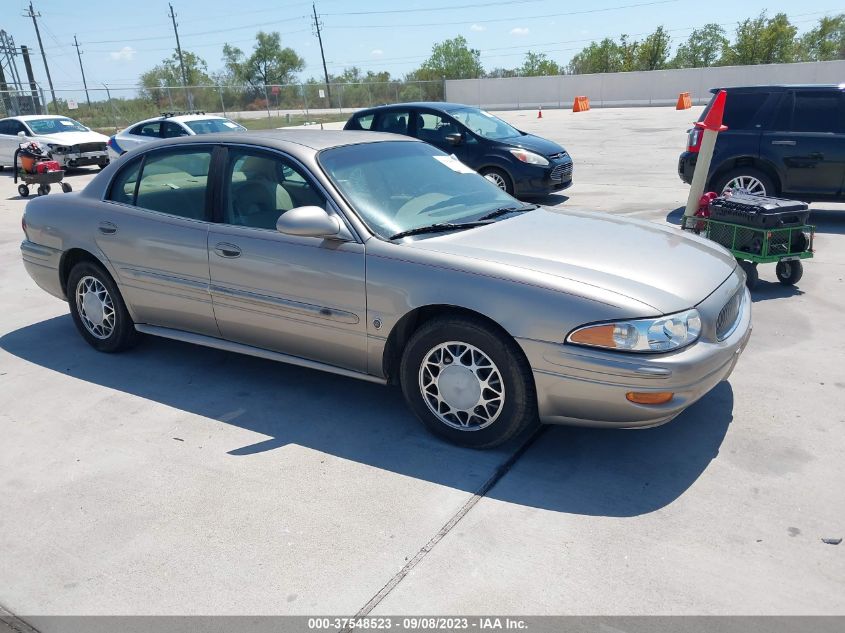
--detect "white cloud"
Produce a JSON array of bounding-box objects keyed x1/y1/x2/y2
[
  {"x1": 510, "y1": 27, "x2": 530, "y2": 36},
  {"x1": 109, "y1": 46, "x2": 135, "y2": 62},
  {"x1": 470, "y1": 24, "x2": 486, "y2": 32},
  {"x1": 370, "y1": 49, "x2": 383, "y2": 57}
]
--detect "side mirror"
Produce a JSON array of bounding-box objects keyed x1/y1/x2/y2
[
  {"x1": 17, "y1": 131, "x2": 27, "y2": 138},
  {"x1": 445, "y1": 132, "x2": 462, "y2": 146},
  {"x1": 276, "y1": 206, "x2": 344, "y2": 239}
]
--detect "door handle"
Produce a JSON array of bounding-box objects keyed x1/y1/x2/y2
[
  {"x1": 771, "y1": 140, "x2": 797, "y2": 146},
  {"x1": 214, "y1": 242, "x2": 241, "y2": 258},
  {"x1": 98, "y1": 221, "x2": 117, "y2": 235}
]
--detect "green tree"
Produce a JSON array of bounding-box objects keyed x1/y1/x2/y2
[
  {"x1": 636, "y1": 26, "x2": 671, "y2": 70},
  {"x1": 139, "y1": 50, "x2": 212, "y2": 110},
  {"x1": 567, "y1": 38, "x2": 623, "y2": 74},
  {"x1": 723, "y1": 12, "x2": 798, "y2": 65},
  {"x1": 222, "y1": 31, "x2": 305, "y2": 88},
  {"x1": 416, "y1": 35, "x2": 483, "y2": 80},
  {"x1": 485, "y1": 67, "x2": 519, "y2": 78},
  {"x1": 672, "y1": 24, "x2": 729, "y2": 68},
  {"x1": 798, "y1": 14, "x2": 845, "y2": 61},
  {"x1": 519, "y1": 51, "x2": 561, "y2": 76}
]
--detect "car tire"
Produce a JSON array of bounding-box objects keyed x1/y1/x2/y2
[
  {"x1": 479, "y1": 167, "x2": 514, "y2": 195},
  {"x1": 399, "y1": 316, "x2": 538, "y2": 448},
  {"x1": 67, "y1": 261, "x2": 140, "y2": 353},
  {"x1": 738, "y1": 260, "x2": 758, "y2": 290},
  {"x1": 713, "y1": 167, "x2": 776, "y2": 196},
  {"x1": 776, "y1": 260, "x2": 803, "y2": 286}
]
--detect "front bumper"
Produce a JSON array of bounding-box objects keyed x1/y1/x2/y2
[
  {"x1": 51, "y1": 151, "x2": 109, "y2": 168},
  {"x1": 513, "y1": 159, "x2": 574, "y2": 196},
  {"x1": 519, "y1": 272, "x2": 752, "y2": 428}
]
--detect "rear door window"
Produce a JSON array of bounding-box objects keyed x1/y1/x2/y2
[
  {"x1": 131, "y1": 122, "x2": 162, "y2": 138},
  {"x1": 134, "y1": 149, "x2": 213, "y2": 220},
  {"x1": 350, "y1": 113, "x2": 374, "y2": 130},
  {"x1": 791, "y1": 92, "x2": 844, "y2": 133},
  {"x1": 701, "y1": 92, "x2": 769, "y2": 130},
  {"x1": 375, "y1": 110, "x2": 411, "y2": 135}
]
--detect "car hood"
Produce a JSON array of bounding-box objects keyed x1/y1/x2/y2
[
  {"x1": 498, "y1": 133, "x2": 565, "y2": 156},
  {"x1": 404, "y1": 208, "x2": 737, "y2": 315},
  {"x1": 33, "y1": 130, "x2": 109, "y2": 145}
]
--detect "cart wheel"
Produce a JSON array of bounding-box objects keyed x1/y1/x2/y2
[
  {"x1": 18, "y1": 184, "x2": 29, "y2": 198},
  {"x1": 776, "y1": 260, "x2": 803, "y2": 286},
  {"x1": 61, "y1": 182, "x2": 72, "y2": 193},
  {"x1": 37, "y1": 184, "x2": 51, "y2": 196},
  {"x1": 738, "y1": 260, "x2": 758, "y2": 290}
]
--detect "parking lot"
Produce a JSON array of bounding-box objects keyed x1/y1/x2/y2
[{"x1": 1, "y1": 106, "x2": 843, "y2": 623}]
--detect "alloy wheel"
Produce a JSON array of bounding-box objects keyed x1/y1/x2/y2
[
  {"x1": 483, "y1": 172, "x2": 508, "y2": 190},
  {"x1": 724, "y1": 175, "x2": 766, "y2": 195},
  {"x1": 418, "y1": 341, "x2": 505, "y2": 431}
]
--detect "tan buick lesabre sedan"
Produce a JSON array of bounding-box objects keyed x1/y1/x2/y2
[{"x1": 20, "y1": 131, "x2": 751, "y2": 447}]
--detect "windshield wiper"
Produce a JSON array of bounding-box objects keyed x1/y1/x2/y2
[
  {"x1": 390, "y1": 221, "x2": 492, "y2": 240},
  {"x1": 477, "y1": 204, "x2": 539, "y2": 221}
]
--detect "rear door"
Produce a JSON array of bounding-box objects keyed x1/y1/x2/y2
[
  {"x1": 373, "y1": 108, "x2": 412, "y2": 138},
  {"x1": 762, "y1": 89, "x2": 845, "y2": 197},
  {"x1": 98, "y1": 145, "x2": 218, "y2": 336},
  {"x1": 121, "y1": 121, "x2": 162, "y2": 151}
]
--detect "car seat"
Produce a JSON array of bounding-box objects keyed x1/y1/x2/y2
[{"x1": 229, "y1": 156, "x2": 294, "y2": 229}]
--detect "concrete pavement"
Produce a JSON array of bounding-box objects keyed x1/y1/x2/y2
[{"x1": 0, "y1": 107, "x2": 843, "y2": 625}]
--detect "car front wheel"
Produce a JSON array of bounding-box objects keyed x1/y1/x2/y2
[
  {"x1": 400, "y1": 316, "x2": 538, "y2": 448},
  {"x1": 67, "y1": 261, "x2": 140, "y2": 352},
  {"x1": 479, "y1": 167, "x2": 514, "y2": 195}
]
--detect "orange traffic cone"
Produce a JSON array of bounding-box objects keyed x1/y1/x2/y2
[
  {"x1": 676, "y1": 92, "x2": 692, "y2": 110},
  {"x1": 537, "y1": 105, "x2": 543, "y2": 119}
]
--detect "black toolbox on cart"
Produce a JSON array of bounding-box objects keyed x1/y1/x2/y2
[{"x1": 709, "y1": 192, "x2": 810, "y2": 228}]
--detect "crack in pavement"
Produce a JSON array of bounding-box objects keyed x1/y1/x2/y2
[{"x1": 343, "y1": 425, "x2": 548, "y2": 629}]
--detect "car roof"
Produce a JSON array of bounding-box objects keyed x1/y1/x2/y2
[
  {"x1": 711, "y1": 84, "x2": 845, "y2": 93},
  {"x1": 136, "y1": 129, "x2": 418, "y2": 151},
  {"x1": 133, "y1": 114, "x2": 229, "y2": 125},
  {"x1": 356, "y1": 102, "x2": 474, "y2": 114},
  {"x1": 3, "y1": 115, "x2": 78, "y2": 121}
]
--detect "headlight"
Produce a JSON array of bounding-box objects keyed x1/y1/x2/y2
[
  {"x1": 46, "y1": 144, "x2": 70, "y2": 153},
  {"x1": 508, "y1": 148, "x2": 549, "y2": 166},
  {"x1": 567, "y1": 309, "x2": 702, "y2": 353}
]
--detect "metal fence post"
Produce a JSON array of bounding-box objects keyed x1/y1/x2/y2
[
  {"x1": 102, "y1": 84, "x2": 118, "y2": 130},
  {"x1": 218, "y1": 86, "x2": 226, "y2": 117}
]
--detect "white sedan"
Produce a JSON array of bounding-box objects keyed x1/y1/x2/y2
[
  {"x1": 107, "y1": 113, "x2": 246, "y2": 160},
  {"x1": 0, "y1": 115, "x2": 109, "y2": 170}
]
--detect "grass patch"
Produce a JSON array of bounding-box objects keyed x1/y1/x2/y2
[{"x1": 236, "y1": 113, "x2": 348, "y2": 129}]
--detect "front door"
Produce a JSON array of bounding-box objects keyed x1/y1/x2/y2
[
  {"x1": 763, "y1": 90, "x2": 845, "y2": 197},
  {"x1": 97, "y1": 145, "x2": 218, "y2": 336},
  {"x1": 0, "y1": 119, "x2": 29, "y2": 166},
  {"x1": 207, "y1": 147, "x2": 367, "y2": 373},
  {"x1": 412, "y1": 109, "x2": 475, "y2": 167}
]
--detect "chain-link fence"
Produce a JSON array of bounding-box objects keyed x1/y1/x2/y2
[{"x1": 0, "y1": 80, "x2": 446, "y2": 133}]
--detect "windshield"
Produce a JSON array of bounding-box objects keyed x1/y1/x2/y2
[
  {"x1": 27, "y1": 117, "x2": 89, "y2": 134},
  {"x1": 450, "y1": 108, "x2": 521, "y2": 140},
  {"x1": 319, "y1": 141, "x2": 521, "y2": 239},
  {"x1": 184, "y1": 118, "x2": 246, "y2": 134}
]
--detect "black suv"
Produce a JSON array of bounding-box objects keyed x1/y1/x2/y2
[
  {"x1": 679, "y1": 85, "x2": 845, "y2": 201},
  {"x1": 345, "y1": 102, "x2": 573, "y2": 197}
]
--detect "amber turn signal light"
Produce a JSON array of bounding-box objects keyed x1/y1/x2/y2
[{"x1": 626, "y1": 391, "x2": 674, "y2": 405}]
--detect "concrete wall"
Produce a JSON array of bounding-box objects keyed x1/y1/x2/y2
[{"x1": 445, "y1": 60, "x2": 845, "y2": 109}]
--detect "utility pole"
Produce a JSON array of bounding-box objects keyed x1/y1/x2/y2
[
  {"x1": 72, "y1": 35, "x2": 91, "y2": 107},
  {"x1": 312, "y1": 3, "x2": 331, "y2": 106},
  {"x1": 168, "y1": 3, "x2": 193, "y2": 109},
  {"x1": 24, "y1": 1, "x2": 56, "y2": 107}
]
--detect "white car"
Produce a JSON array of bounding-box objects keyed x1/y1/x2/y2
[
  {"x1": 0, "y1": 115, "x2": 109, "y2": 170},
  {"x1": 107, "y1": 113, "x2": 246, "y2": 160}
]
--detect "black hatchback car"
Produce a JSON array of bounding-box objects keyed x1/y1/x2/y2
[
  {"x1": 679, "y1": 85, "x2": 845, "y2": 201},
  {"x1": 345, "y1": 102, "x2": 573, "y2": 197}
]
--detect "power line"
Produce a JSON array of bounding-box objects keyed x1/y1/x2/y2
[
  {"x1": 72, "y1": 35, "x2": 91, "y2": 106},
  {"x1": 23, "y1": 1, "x2": 56, "y2": 105},
  {"x1": 323, "y1": 0, "x2": 681, "y2": 29},
  {"x1": 323, "y1": 0, "x2": 545, "y2": 16}
]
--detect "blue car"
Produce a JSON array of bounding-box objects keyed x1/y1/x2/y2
[{"x1": 344, "y1": 102, "x2": 573, "y2": 197}]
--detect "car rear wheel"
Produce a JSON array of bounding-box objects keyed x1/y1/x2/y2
[
  {"x1": 400, "y1": 316, "x2": 538, "y2": 448},
  {"x1": 713, "y1": 167, "x2": 775, "y2": 196},
  {"x1": 67, "y1": 261, "x2": 140, "y2": 353},
  {"x1": 479, "y1": 167, "x2": 514, "y2": 195}
]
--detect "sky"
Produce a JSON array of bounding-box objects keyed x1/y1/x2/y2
[{"x1": 2, "y1": 0, "x2": 841, "y2": 100}]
